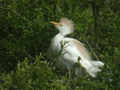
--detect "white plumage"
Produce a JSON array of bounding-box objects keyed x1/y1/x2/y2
[{"x1": 49, "y1": 18, "x2": 104, "y2": 77}]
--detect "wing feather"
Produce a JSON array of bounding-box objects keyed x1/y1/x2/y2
[{"x1": 63, "y1": 38, "x2": 91, "y2": 60}]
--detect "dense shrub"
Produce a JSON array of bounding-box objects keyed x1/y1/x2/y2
[
  {"x1": 0, "y1": 55, "x2": 67, "y2": 90},
  {"x1": 0, "y1": 55, "x2": 119, "y2": 90},
  {"x1": 0, "y1": 0, "x2": 120, "y2": 89}
]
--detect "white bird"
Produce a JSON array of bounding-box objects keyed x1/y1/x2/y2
[{"x1": 49, "y1": 17, "x2": 104, "y2": 77}]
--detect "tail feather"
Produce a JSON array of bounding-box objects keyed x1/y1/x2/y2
[{"x1": 79, "y1": 60, "x2": 104, "y2": 77}]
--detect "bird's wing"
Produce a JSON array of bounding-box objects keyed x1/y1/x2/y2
[
  {"x1": 62, "y1": 38, "x2": 104, "y2": 78},
  {"x1": 63, "y1": 38, "x2": 92, "y2": 60}
]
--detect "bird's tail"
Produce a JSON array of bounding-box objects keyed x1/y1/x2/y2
[{"x1": 79, "y1": 60, "x2": 104, "y2": 77}]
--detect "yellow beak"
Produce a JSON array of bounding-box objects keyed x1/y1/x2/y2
[{"x1": 50, "y1": 21, "x2": 60, "y2": 26}]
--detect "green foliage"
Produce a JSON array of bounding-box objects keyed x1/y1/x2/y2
[
  {"x1": 0, "y1": 55, "x2": 119, "y2": 90},
  {"x1": 0, "y1": 0, "x2": 120, "y2": 89},
  {"x1": 0, "y1": 55, "x2": 67, "y2": 90}
]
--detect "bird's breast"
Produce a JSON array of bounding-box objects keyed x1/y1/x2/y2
[{"x1": 51, "y1": 35, "x2": 63, "y2": 52}]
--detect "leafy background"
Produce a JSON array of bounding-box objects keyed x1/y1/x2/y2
[{"x1": 0, "y1": 0, "x2": 120, "y2": 89}]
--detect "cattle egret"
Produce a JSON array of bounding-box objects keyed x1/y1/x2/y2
[{"x1": 49, "y1": 17, "x2": 104, "y2": 77}]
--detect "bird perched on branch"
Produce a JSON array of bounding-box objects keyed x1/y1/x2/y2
[{"x1": 49, "y1": 17, "x2": 104, "y2": 77}]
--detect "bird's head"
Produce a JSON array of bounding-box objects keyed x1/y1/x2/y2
[{"x1": 50, "y1": 18, "x2": 74, "y2": 36}]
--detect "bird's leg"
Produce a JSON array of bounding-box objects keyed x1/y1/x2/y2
[
  {"x1": 68, "y1": 69, "x2": 72, "y2": 80},
  {"x1": 73, "y1": 57, "x2": 84, "y2": 76}
]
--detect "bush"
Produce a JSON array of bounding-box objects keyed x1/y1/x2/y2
[
  {"x1": 0, "y1": 55, "x2": 68, "y2": 90},
  {"x1": 0, "y1": 54, "x2": 119, "y2": 90},
  {"x1": 0, "y1": 0, "x2": 120, "y2": 89}
]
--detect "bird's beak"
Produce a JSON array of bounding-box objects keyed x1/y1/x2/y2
[{"x1": 50, "y1": 21, "x2": 60, "y2": 26}]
